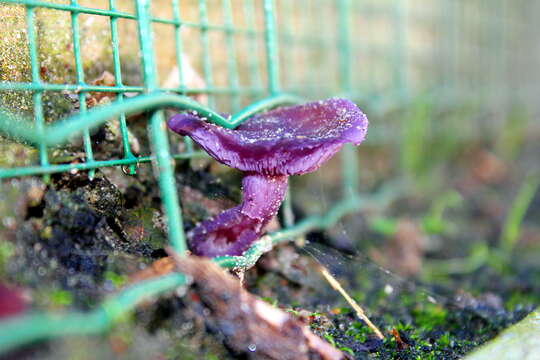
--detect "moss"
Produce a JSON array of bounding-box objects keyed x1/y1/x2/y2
[
  {"x1": 50, "y1": 289, "x2": 74, "y2": 306},
  {"x1": 103, "y1": 270, "x2": 127, "y2": 289},
  {"x1": 300, "y1": 261, "x2": 536, "y2": 360},
  {"x1": 344, "y1": 321, "x2": 372, "y2": 342},
  {"x1": 410, "y1": 302, "x2": 448, "y2": 331}
]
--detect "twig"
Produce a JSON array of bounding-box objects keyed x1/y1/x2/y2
[{"x1": 319, "y1": 266, "x2": 385, "y2": 340}]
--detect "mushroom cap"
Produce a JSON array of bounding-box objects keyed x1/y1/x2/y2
[{"x1": 168, "y1": 98, "x2": 368, "y2": 176}]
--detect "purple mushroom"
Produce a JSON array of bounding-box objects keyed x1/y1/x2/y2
[{"x1": 168, "y1": 98, "x2": 368, "y2": 257}]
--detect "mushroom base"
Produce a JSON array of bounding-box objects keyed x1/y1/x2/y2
[{"x1": 188, "y1": 174, "x2": 288, "y2": 257}]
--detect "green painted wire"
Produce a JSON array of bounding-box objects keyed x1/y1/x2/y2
[
  {"x1": 336, "y1": 0, "x2": 360, "y2": 197},
  {"x1": 0, "y1": 273, "x2": 186, "y2": 353},
  {"x1": 243, "y1": 0, "x2": 264, "y2": 98},
  {"x1": 171, "y1": 0, "x2": 194, "y2": 153},
  {"x1": 263, "y1": 0, "x2": 280, "y2": 95},
  {"x1": 222, "y1": 0, "x2": 241, "y2": 112},
  {"x1": 198, "y1": 0, "x2": 215, "y2": 109},
  {"x1": 0, "y1": 93, "x2": 297, "y2": 148},
  {"x1": 109, "y1": 0, "x2": 137, "y2": 175},
  {"x1": 0, "y1": 0, "x2": 265, "y2": 37},
  {"x1": 135, "y1": 0, "x2": 187, "y2": 255},
  {"x1": 71, "y1": 0, "x2": 95, "y2": 179},
  {"x1": 25, "y1": 7, "x2": 49, "y2": 183},
  {"x1": 0, "y1": 82, "x2": 265, "y2": 95},
  {"x1": 261, "y1": 0, "x2": 297, "y2": 229},
  {"x1": 0, "y1": 151, "x2": 208, "y2": 179}
]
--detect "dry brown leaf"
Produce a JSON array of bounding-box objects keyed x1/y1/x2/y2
[
  {"x1": 127, "y1": 256, "x2": 176, "y2": 284},
  {"x1": 169, "y1": 253, "x2": 345, "y2": 360}
]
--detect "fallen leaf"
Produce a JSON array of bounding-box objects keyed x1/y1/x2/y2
[{"x1": 169, "y1": 253, "x2": 345, "y2": 360}]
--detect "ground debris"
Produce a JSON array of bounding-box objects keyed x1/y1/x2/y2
[
  {"x1": 169, "y1": 253, "x2": 346, "y2": 360},
  {"x1": 11, "y1": 188, "x2": 115, "y2": 299},
  {"x1": 390, "y1": 328, "x2": 409, "y2": 350}
]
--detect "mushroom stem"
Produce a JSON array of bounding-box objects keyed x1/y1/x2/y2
[{"x1": 189, "y1": 174, "x2": 288, "y2": 257}]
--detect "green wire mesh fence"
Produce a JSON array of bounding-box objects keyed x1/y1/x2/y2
[
  {"x1": 0, "y1": 0, "x2": 359, "y2": 352},
  {"x1": 0, "y1": 0, "x2": 538, "y2": 353}
]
